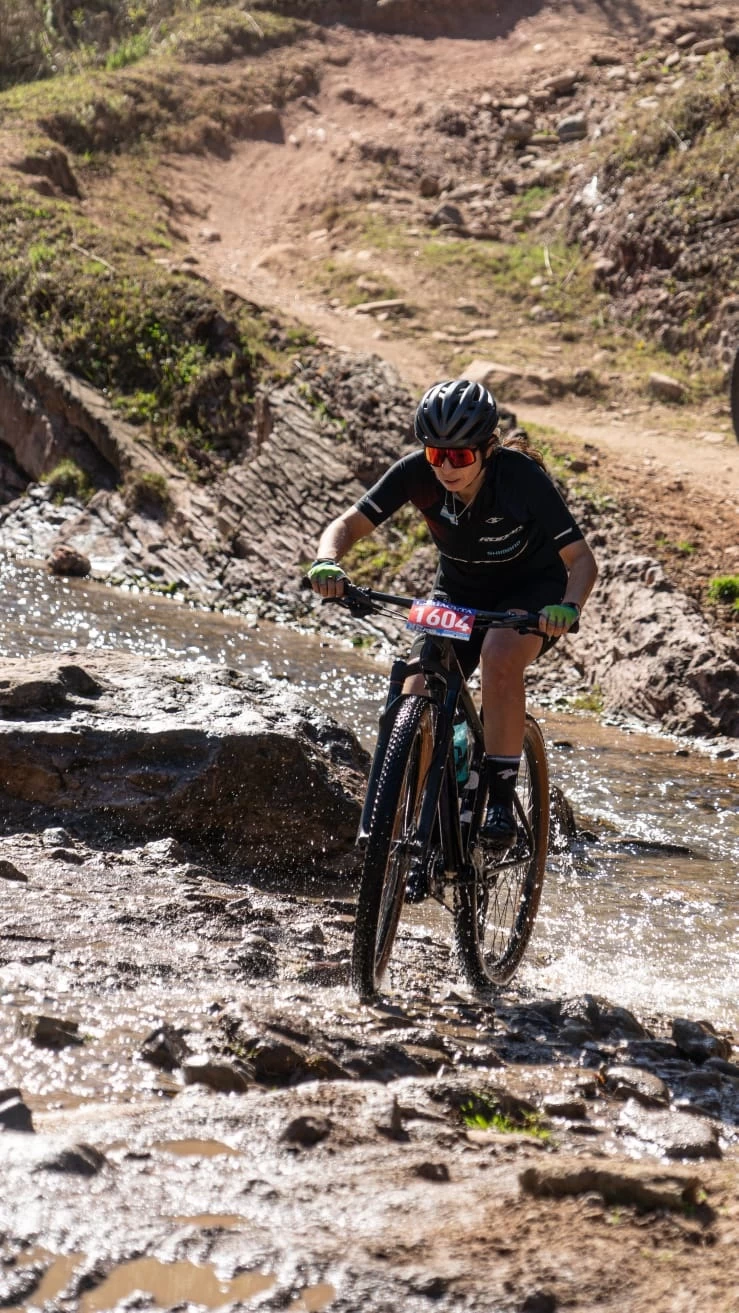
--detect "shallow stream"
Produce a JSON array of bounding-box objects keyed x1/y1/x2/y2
[{"x1": 2, "y1": 556, "x2": 737, "y2": 1031}]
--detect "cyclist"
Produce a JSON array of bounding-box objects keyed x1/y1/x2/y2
[{"x1": 307, "y1": 378, "x2": 598, "y2": 848}]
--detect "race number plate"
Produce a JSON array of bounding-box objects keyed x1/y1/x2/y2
[{"x1": 406, "y1": 599, "x2": 476, "y2": 641}]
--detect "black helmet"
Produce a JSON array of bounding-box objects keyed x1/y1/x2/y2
[{"x1": 414, "y1": 379, "x2": 499, "y2": 448}]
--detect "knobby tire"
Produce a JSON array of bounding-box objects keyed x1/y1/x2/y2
[
  {"x1": 351, "y1": 696, "x2": 436, "y2": 997},
  {"x1": 455, "y1": 714, "x2": 549, "y2": 989}
]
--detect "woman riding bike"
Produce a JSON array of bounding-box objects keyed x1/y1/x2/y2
[{"x1": 308, "y1": 378, "x2": 598, "y2": 848}]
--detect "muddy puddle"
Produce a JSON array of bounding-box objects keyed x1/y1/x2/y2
[{"x1": 0, "y1": 555, "x2": 737, "y2": 1030}]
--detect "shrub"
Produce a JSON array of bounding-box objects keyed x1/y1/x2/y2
[
  {"x1": 707, "y1": 575, "x2": 739, "y2": 606},
  {"x1": 41, "y1": 458, "x2": 93, "y2": 503},
  {"x1": 124, "y1": 470, "x2": 172, "y2": 516}
]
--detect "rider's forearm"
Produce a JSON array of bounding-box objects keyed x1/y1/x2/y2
[
  {"x1": 562, "y1": 547, "x2": 598, "y2": 611},
  {"x1": 316, "y1": 513, "x2": 369, "y2": 562}
]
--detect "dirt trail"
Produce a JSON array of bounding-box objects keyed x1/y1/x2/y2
[{"x1": 167, "y1": 15, "x2": 738, "y2": 508}]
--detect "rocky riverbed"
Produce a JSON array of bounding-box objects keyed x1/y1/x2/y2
[{"x1": 1, "y1": 654, "x2": 738, "y2": 1312}]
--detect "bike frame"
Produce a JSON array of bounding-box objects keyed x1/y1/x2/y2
[{"x1": 336, "y1": 585, "x2": 541, "y2": 897}]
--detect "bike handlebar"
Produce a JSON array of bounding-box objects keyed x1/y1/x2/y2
[{"x1": 323, "y1": 583, "x2": 545, "y2": 633}]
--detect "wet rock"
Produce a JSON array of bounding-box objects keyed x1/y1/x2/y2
[
  {"x1": 520, "y1": 1157, "x2": 704, "y2": 1210},
  {"x1": 144, "y1": 837, "x2": 188, "y2": 863},
  {"x1": 33, "y1": 1140, "x2": 107, "y2": 1176},
  {"x1": 234, "y1": 933, "x2": 279, "y2": 980},
  {"x1": 42, "y1": 826, "x2": 73, "y2": 846},
  {"x1": 48, "y1": 847, "x2": 85, "y2": 864},
  {"x1": 672, "y1": 1017, "x2": 733, "y2": 1064},
  {"x1": 541, "y1": 1094, "x2": 588, "y2": 1120},
  {"x1": 0, "y1": 1088, "x2": 34, "y2": 1132},
  {"x1": 0, "y1": 857, "x2": 28, "y2": 882},
  {"x1": 182, "y1": 1053, "x2": 252, "y2": 1094},
  {"x1": 413, "y1": 1161, "x2": 450, "y2": 1182},
  {"x1": 0, "y1": 1132, "x2": 107, "y2": 1175},
  {"x1": 47, "y1": 545, "x2": 91, "y2": 577},
  {"x1": 246, "y1": 1037, "x2": 347, "y2": 1085},
  {"x1": 140, "y1": 1024, "x2": 191, "y2": 1072},
  {"x1": 618, "y1": 1099, "x2": 721, "y2": 1159},
  {"x1": 559, "y1": 996, "x2": 648, "y2": 1043},
  {"x1": 0, "y1": 673, "x2": 71, "y2": 712},
  {"x1": 704, "y1": 1055, "x2": 739, "y2": 1081},
  {"x1": 602, "y1": 1065, "x2": 669, "y2": 1107},
  {"x1": 17, "y1": 1013, "x2": 83, "y2": 1049},
  {"x1": 0, "y1": 654, "x2": 367, "y2": 868},
  {"x1": 57, "y1": 664, "x2": 105, "y2": 698},
  {"x1": 280, "y1": 1115, "x2": 332, "y2": 1147}
]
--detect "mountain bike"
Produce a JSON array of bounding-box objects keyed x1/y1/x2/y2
[{"x1": 324, "y1": 583, "x2": 551, "y2": 998}]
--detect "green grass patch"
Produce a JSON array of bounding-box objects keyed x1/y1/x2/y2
[
  {"x1": 347, "y1": 212, "x2": 600, "y2": 329},
  {"x1": 41, "y1": 458, "x2": 93, "y2": 503},
  {"x1": 124, "y1": 470, "x2": 173, "y2": 516},
  {"x1": 707, "y1": 576, "x2": 739, "y2": 607},
  {"x1": 570, "y1": 687, "x2": 605, "y2": 715},
  {"x1": 316, "y1": 259, "x2": 402, "y2": 308},
  {"x1": 0, "y1": 2, "x2": 310, "y2": 91},
  {"x1": 460, "y1": 1096, "x2": 551, "y2": 1141},
  {"x1": 511, "y1": 184, "x2": 557, "y2": 221},
  {"x1": 0, "y1": 10, "x2": 310, "y2": 156},
  {"x1": 0, "y1": 183, "x2": 312, "y2": 473}
]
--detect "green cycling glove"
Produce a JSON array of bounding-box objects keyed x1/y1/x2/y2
[
  {"x1": 307, "y1": 558, "x2": 347, "y2": 585},
  {"x1": 540, "y1": 602, "x2": 580, "y2": 629}
]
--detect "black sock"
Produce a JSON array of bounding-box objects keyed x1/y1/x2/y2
[{"x1": 485, "y1": 755, "x2": 520, "y2": 807}]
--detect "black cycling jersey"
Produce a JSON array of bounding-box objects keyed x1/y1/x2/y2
[{"x1": 354, "y1": 447, "x2": 584, "y2": 605}]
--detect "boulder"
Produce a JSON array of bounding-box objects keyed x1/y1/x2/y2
[
  {"x1": 0, "y1": 654, "x2": 368, "y2": 870},
  {"x1": 430, "y1": 202, "x2": 465, "y2": 228},
  {"x1": 648, "y1": 372, "x2": 686, "y2": 404},
  {"x1": 47, "y1": 544, "x2": 90, "y2": 577},
  {"x1": 557, "y1": 114, "x2": 588, "y2": 142}
]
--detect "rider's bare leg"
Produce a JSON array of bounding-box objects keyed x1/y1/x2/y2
[{"x1": 479, "y1": 627, "x2": 543, "y2": 756}]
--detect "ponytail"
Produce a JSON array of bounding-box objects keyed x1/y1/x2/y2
[{"x1": 492, "y1": 429, "x2": 547, "y2": 469}]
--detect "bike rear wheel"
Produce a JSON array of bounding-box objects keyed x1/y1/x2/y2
[
  {"x1": 351, "y1": 696, "x2": 437, "y2": 997},
  {"x1": 455, "y1": 714, "x2": 549, "y2": 989}
]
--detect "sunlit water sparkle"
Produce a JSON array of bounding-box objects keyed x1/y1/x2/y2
[{"x1": 1, "y1": 556, "x2": 737, "y2": 1030}]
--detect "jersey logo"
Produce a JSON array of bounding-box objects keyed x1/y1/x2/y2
[{"x1": 485, "y1": 516, "x2": 505, "y2": 524}]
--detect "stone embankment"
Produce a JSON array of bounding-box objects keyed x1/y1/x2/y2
[{"x1": 0, "y1": 345, "x2": 736, "y2": 740}]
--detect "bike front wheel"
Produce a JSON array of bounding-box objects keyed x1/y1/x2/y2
[
  {"x1": 351, "y1": 696, "x2": 437, "y2": 998},
  {"x1": 455, "y1": 714, "x2": 549, "y2": 989}
]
